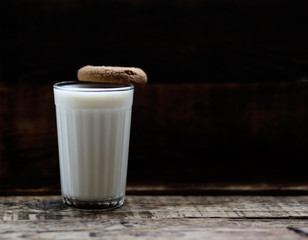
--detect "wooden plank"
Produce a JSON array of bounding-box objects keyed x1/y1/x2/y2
[
  {"x1": 126, "y1": 183, "x2": 308, "y2": 196},
  {"x1": 2, "y1": 182, "x2": 308, "y2": 196},
  {"x1": 1, "y1": 218, "x2": 308, "y2": 240},
  {"x1": 1, "y1": 195, "x2": 308, "y2": 239},
  {"x1": 2, "y1": 1, "x2": 308, "y2": 84},
  {"x1": 2, "y1": 195, "x2": 308, "y2": 220},
  {"x1": 1, "y1": 83, "x2": 308, "y2": 187}
]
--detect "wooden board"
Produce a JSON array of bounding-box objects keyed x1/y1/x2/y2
[
  {"x1": 1, "y1": 83, "x2": 308, "y2": 187},
  {"x1": 2, "y1": 0, "x2": 308, "y2": 84},
  {"x1": 1, "y1": 195, "x2": 308, "y2": 239},
  {"x1": 3, "y1": 182, "x2": 308, "y2": 196}
]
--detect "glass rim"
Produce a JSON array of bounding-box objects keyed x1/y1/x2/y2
[{"x1": 53, "y1": 81, "x2": 134, "y2": 92}]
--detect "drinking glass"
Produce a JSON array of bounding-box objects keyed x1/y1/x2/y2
[{"x1": 53, "y1": 81, "x2": 134, "y2": 209}]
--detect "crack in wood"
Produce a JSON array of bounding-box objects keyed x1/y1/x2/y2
[{"x1": 287, "y1": 226, "x2": 308, "y2": 237}]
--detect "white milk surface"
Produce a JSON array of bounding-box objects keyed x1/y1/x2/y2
[{"x1": 54, "y1": 83, "x2": 133, "y2": 201}]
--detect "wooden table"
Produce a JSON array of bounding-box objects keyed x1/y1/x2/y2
[{"x1": 1, "y1": 184, "x2": 308, "y2": 239}]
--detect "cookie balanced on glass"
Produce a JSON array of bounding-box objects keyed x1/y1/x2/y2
[{"x1": 53, "y1": 66, "x2": 147, "y2": 209}]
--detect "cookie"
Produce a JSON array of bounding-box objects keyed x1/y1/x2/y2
[{"x1": 77, "y1": 65, "x2": 147, "y2": 85}]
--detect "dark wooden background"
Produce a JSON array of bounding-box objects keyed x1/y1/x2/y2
[{"x1": 1, "y1": 0, "x2": 308, "y2": 190}]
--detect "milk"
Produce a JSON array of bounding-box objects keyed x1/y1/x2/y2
[{"x1": 54, "y1": 82, "x2": 134, "y2": 208}]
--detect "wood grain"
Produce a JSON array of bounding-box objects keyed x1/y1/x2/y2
[
  {"x1": 1, "y1": 195, "x2": 308, "y2": 239},
  {"x1": 0, "y1": 82, "x2": 308, "y2": 186},
  {"x1": 3, "y1": 182, "x2": 308, "y2": 196}
]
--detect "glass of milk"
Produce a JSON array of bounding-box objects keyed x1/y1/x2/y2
[{"x1": 53, "y1": 81, "x2": 134, "y2": 209}]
